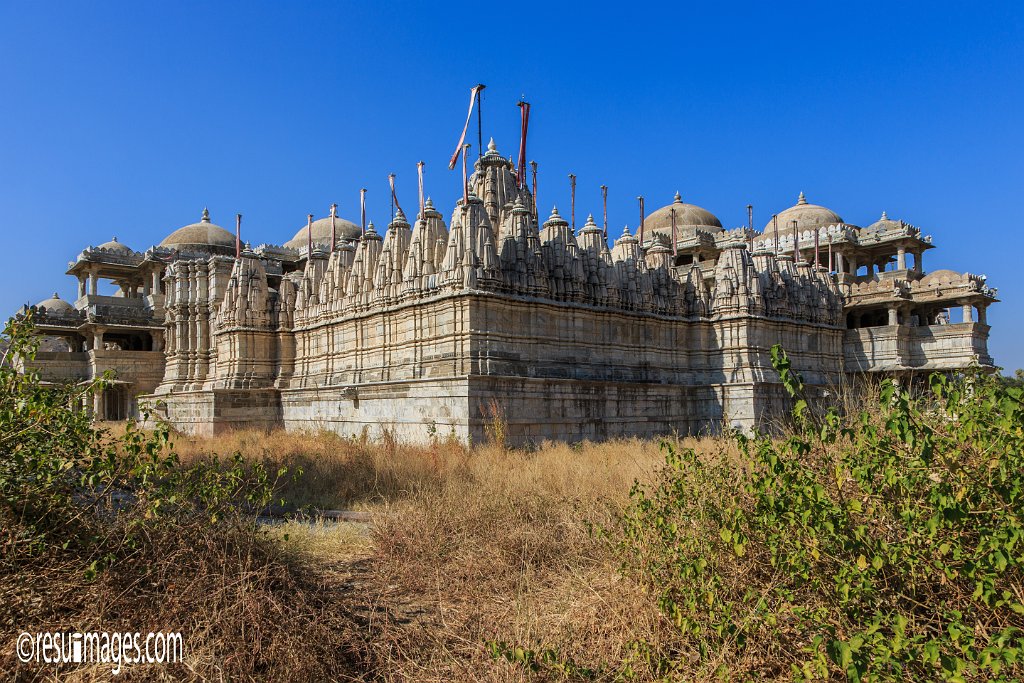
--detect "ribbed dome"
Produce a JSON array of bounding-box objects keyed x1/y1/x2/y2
[
  {"x1": 765, "y1": 192, "x2": 843, "y2": 236},
  {"x1": 284, "y1": 214, "x2": 362, "y2": 250},
  {"x1": 644, "y1": 193, "x2": 722, "y2": 239},
  {"x1": 96, "y1": 236, "x2": 132, "y2": 254},
  {"x1": 160, "y1": 208, "x2": 236, "y2": 252},
  {"x1": 35, "y1": 292, "x2": 76, "y2": 315}
]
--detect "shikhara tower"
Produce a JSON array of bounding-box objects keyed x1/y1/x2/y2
[{"x1": 20, "y1": 135, "x2": 997, "y2": 442}]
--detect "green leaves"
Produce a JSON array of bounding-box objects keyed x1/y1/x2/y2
[{"x1": 1, "y1": 313, "x2": 287, "y2": 569}]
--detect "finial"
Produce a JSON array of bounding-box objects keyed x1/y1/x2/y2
[
  {"x1": 487, "y1": 137, "x2": 497, "y2": 152},
  {"x1": 674, "y1": 191, "x2": 682, "y2": 203},
  {"x1": 425, "y1": 196, "x2": 434, "y2": 208},
  {"x1": 366, "y1": 221, "x2": 377, "y2": 234},
  {"x1": 201, "y1": 207, "x2": 210, "y2": 222},
  {"x1": 881, "y1": 210, "x2": 888, "y2": 220},
  {"x1": 394, "y1": 207, "x2": 406, "y2": 221},
  {"x1": 797, "y1": 192, "x2": 807, "y2": 205},
  {"x1": 621, "y1": 224, "x2": 632, "y2": 237},
  {"x1": 111, "y1": 236, "x2": 118, "y2": 242},
  {"x1": 53, "y1": 292, "x2": 59, "y2": 299}
]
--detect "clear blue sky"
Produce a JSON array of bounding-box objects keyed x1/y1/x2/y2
[{"x1": 1, "y1": 1, "x2": 1022, "y2": 369}]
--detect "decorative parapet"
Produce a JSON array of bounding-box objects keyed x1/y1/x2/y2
[{"x1": 845, "y1": 268, "x2": 998, "y2": 308}]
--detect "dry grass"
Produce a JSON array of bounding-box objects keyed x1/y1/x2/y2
[
  {"x1": 1, "y1": 509, "x2": 372, "y2": 681},
  {"x1": 169, "y1": 428, "x2": 742, "y2": 681}
]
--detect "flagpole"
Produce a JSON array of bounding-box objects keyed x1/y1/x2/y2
[
  {"x1": 568, "y1": 174, "x2": 576, "y2": 231},
  {"x1": 600, "y1": 185, "x2": 608, "y2": 243},
  {"x1": 360, "y1": 189, "x2": 367, "y2": 238},
  {"x1": 330, "y1": 203, "x2": 337, "y2": 253}
]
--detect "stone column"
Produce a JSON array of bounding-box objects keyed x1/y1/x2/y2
[
  {"x1": 914, "y1": 250, "x2": 923, "y2": 274},
  {"x1": 977, "y1": 304, "x2": 987, "y2": 325},
  {"x1": 94, "y1": 328, "x2": 104, "y2": 350},
  {"x1": 93, "y1": 389, "x2": 104, "y2": 420},
  {"x1": 888, "y1": 307, "x2": 898, "y2": 326},
  {"x1": 897, "y1": 247, "x2": 907, "y2": 271},
  {"x1": 836, "y1": 252, "x2": 846, "y2": 274},
  {"x1": 89, "y1": 269, "x2": 99, "y2": 296},
  {"x1": 152, "y1": 269, "x2": 162, "y2": 294},
  {"x1": 961, "y1": 303, "x2": 974, "y2": 323},
  {"x1": 78, "y1": 276, "x2": 87, "y2": 299}
]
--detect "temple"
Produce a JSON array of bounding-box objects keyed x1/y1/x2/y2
[{"x1": 17, "y1": 138, "x2": 997, "y2": 442}]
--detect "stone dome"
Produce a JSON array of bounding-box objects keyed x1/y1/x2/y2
[
  {"x1": 764, "y1": 192, "x2": 843, "y2": 236},
  {"x1": 864, "y1": 211, "x2": 904, "y2": 233},
  {"x1": 160, "y1": 208, "x2": 236, "y2": 252},
  {"x1": 284, "y1": 214, "x2": 361, "y2": 250},
  {"x1": 643, "y1": 193, "x2": 722, "y2": 240},
  {"x1": 96, "y1": 236, "x2": 132, "y2": 254},
  {"x1": 35, "y1": 292, "x2": 76, "y2": 315}
]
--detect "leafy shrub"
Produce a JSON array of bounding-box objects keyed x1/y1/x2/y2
[
  {"x1": 0, "y1": 313, "x2": 280, "y2": 563},
  {"x1": 0, "y1": 314, "x2": 358, "y2": 679},
  {"x1": 499, "y1": 345, "x2": 1024, "y2": 681}
]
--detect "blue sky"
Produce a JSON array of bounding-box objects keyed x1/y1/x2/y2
[{"x1": 1, "y1": 1, "x2": 1022, "y2": 369}]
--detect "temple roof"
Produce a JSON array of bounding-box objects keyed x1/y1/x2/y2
[
  {"x1": 644, "y1": 192, "x2": 723, "y2": 237},
  {"x1": 34, "y1": 292, "x2": 76, "y2": 315},
  {"x1": 160, "y1": 208, "x2": 236, "y2": 251},
  {"x1": 765, "y1": 192, "x2": 845, "y2": 236},
  {"x1": 284, "y1": 214, "x2": 361, "y2": 250},
  {"x1": 96, "y1": 236, "x2": 132, "y2": 254}
]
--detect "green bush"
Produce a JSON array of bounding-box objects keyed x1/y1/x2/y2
[
  {"x1": 497, "y1": 346, "x2": 1024, "y2": 681},
  {"x1": 0, "y1": 313, "x2": 281, "y2": 567}
]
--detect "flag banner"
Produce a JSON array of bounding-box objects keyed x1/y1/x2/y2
[
  {"x1": 448, "y1": 85, "x2": 484, "y2": 170},
  {"x1": 388, "y1": 174, "x2": 404, "y2": 219},
  {"x1": 516, "y1": 101, "x2": 530, "y2": 189}
]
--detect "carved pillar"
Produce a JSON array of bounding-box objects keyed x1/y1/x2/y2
[
  {"x1": 93, "y1": 327, "x2": 104, "y2": 350},
  {"x1": 897, "y1": 247, "x2": 907, "y2": 271},
  {"x1": 914, "y1": 250, "x2": 923, "y2": 274},
  {"x1": 888, "y1": 307, "x2": 898, "y2": 326},
  {"x1": 152, "y1": 269, "x2": 162, "y2": 294},
  {"x1": 78, "y1": 276, "x2": 87, "y2": 299},
  {"x1": 89, "y1": 269, "x2": 99, "y2": 296},
  {"x1": 977, "y1": 304, "x2": 987, "y2": 325},
  {"x1": 962, "y1": 303, "x2": 974, "y2": 323},
  {"x1": 836, "y1": 252, "x2": 846, "y2": 274}
]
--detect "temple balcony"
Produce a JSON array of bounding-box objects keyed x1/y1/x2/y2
[{"x1": 844, "y1": 321, "x2": 993, "y2": 373}]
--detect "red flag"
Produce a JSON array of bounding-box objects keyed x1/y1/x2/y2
[
  {"x1": 449, "y1": 85, "x2": 485, "y2": 170},
  {"x1": 516, "y1": 101, "x2": 530, "y2": 189}
]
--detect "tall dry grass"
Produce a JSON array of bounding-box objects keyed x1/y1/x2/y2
[{"x1": 173, "y1": 428, "x2": 742, "y2": 681}]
